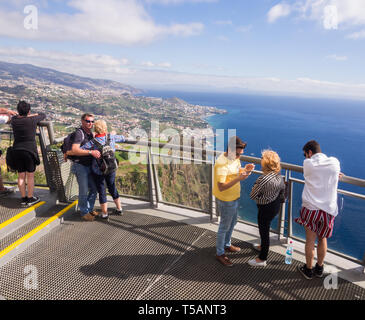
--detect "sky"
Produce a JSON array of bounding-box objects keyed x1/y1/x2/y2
[{"x1": 1, "y1": 0, "x2": 365, "y2": 99}]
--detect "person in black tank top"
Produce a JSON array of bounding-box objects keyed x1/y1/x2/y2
[{"x1": 10, "y1": 101, "x2": 46, "y2": 206}]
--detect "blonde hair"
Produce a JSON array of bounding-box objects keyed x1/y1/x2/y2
[
  {"x1": 261, "y1": 150, "x2": 281, "y2": 174},
  {"x1": 94, "y1": 119, "x2": 107, "y2": 134}
]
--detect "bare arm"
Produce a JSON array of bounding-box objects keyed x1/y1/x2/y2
[
  {"x1": 0, "y1": 108, "x2": 17, "y2": 116},
  {"x1": 218, "y1": 171, "x2": 251, "y2": 192}
]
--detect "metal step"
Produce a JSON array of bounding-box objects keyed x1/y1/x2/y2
[
  {"x1": 0, "y1": 189, "x2": 77, "y2": 268},
  {"x1": 0, "y1": 201, "x2": 45, "y2": 240}
]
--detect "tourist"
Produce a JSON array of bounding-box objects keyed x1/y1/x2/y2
[
  {"x1": 296, "y1": 140, "x2": 341, "y2": 279},
  {"x1": 248, "y1": 150, "x2": 285, "y2": 267},
  {"x1": 66, "y1": 114, "x2": 100, "y2": 221},
  {"x1": 81, "y1": 119, "x2": 125, "y2": 219},
  {"x1": 0, "y1": 107, "x2": 17, "y2": 195},
  {"x1": 10, "y1": 101, "x2": 46, "y2": 206},
  {"x1": 213, "y1": 136, "x2": 255, "y2": 267}
]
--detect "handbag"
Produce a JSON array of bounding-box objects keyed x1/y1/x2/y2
[
  {"x1": 5, "y1": 146, "x2": 17, "y2": 172},
  {"x1": 279, "y1": 179, "x2": 289, "y2": 203}
]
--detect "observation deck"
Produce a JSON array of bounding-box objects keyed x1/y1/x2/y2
[{"x1": 0, "y1": 122, "x2": 364, "y2": 301}]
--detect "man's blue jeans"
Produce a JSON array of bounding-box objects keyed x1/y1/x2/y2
[
  {"x1": 216, "y1": 199, "x2": 239, "y2": 256},
  {"x1": 71, "y1": 162, "x2": 97, "y2": 216}
]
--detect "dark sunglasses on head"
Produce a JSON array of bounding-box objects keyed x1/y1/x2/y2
[{"x1": 84, "y1": 120, "x2": 94, "y2": 124}]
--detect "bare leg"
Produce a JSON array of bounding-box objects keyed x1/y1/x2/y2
[
  {"x1": 113, "y1": 197, "x2": 122, "y2": 210},
  {"x1": 18, "y1": 172, "x2": 26, "y2": 198},
  {"x1": 100, "y1": 202, "x2": 108, "y2": 215},
  {"x1": 305, "y1": 227, "x2": 317, "y2": 269},
  {"x1": 26, "y1": 172, "x2": 35, "y2": 198},
  {"x1": 317, "y1": 237, "x2": 327, "y2": 267}
]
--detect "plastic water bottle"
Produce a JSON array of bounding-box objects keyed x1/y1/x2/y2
[{"x1": 285, "y1": 240, "x2": 293, "y2": 264}]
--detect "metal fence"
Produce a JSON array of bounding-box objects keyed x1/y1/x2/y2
[
  {"x1": 117, "y1": 140, "x2": 365, "y2": 266},
  {"x1": 1, "y1": 122, "x2": 364, "y2": 266}
]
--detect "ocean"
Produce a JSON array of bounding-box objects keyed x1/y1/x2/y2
[{"x1": 143, "y1": 90, "x2": 365, "y2": 261}]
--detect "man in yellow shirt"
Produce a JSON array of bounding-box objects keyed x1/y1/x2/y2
[{"x1": 214, "y1": 136, "x2": 254, "y2": 267}]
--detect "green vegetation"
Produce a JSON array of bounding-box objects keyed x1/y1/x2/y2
[{"x1": 156, "y1": 162, "x2": 211, "y2": 211}]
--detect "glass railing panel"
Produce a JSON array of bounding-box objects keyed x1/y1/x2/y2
[
  {"x1": 237, "y1": 170, "x2": 261, "y2": 225},
  {"x1": 290, "y1": 180, "x2": 365, "y2": 261},
  {"x1": 35, "y1": 134, "x2": 47, "y2": 186},
  {"x1": 0, "y1": 131, "x2": 17, "y2": 184},
  {"x1": 115, "y1": 149, "x2": 150, "y2": 200},
  {"x1": 328, "y1": 194, "x2": 365, "y2": 261},
  {"x1": 153, "y1": 154, "x2": 211, "y2": 212}
]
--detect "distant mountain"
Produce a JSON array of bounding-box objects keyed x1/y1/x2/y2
[{"x1": 0, "y1": 61, "x2": 142, "y2": 94}]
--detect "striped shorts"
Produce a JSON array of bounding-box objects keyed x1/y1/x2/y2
[{"x1": 295, "y1": 207, "x2": 335, "y2": 238}]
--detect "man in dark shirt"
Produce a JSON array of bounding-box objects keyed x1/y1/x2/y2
[{"x1": 67, "y1": 114, "x2": 100, "y2": 221}]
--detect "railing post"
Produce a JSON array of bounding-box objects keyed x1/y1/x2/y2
[
  {"x1": 146, "y1": 147, "x2": 155, "y2": 208},
  {"x1": 277, "y1": 169, "x2": 288, "y2": 241},
  {"x1": 287, "y1": 170, "x2": 293, "y2": 242},
  {"x1": 37, "y1": 125, "x2": 53, "y2": 190},
  {"x1": 208, "y1": 160, "x2": 213, "y2": 222},
  {"x1": 363, "y1": 251, "x2": 365, "y2": 274},
  {"x1": 149, "y1": 146, "x2": 163, "y2": 208},
  {"x1": 210, "y1": 152, "x2": 218, "y2": 222}
]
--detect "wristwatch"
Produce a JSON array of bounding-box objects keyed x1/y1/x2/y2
[{"x1": 88, "y1": 150, "x2": 92, "y2": 155}]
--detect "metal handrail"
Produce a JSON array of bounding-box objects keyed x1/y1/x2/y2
[{"x1": 121, "y1": 139, "x2": 365, "y2": 265}]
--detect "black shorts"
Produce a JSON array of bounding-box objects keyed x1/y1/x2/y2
[{"x1": 11, "y1": 150, "x2": 37, "y2": 173}]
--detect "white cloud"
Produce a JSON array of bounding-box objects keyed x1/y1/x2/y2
[
  {"x1": 0, "y1": 0, "x2": 204, "y2": 45},
  {"x1": 0, "y1": 47, "x2": 134, "y2": 79},
  {"x1": 144, "y1": 0, "x2": 217, "y2": 4},
  {"x1": 141, "y1": 61, "x2": 172, "y2": 68},
  {"x1": 269, "y1": 1, "x2": 365, "y2": 36},
  {"x1": 326, "y1": 54, "x2": 348, "y2": 61},
  {"x1": 2, "y1": 47, "x2": 365, "y2": 100},
  {"x1": 158, "y1": 62, "x2": 172, "y2": 68},
  {"x1": 347, "y1": 29, "x2": 365, "y2": 39},
  {"x1": 267, "y1": 3, "x2": 291, "y2": 23}
]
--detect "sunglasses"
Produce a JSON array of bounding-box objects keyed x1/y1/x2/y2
[{"x1": 84, "y1": 120, "x2": 94, "y2": 124}]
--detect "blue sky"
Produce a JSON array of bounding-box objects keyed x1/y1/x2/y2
[{"x1": 1, "y1": 0, "x2": 365, "y2": 99}]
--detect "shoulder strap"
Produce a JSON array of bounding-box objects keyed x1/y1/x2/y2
[
  {"x1": 92, "y1": 138, "x2": 104, "y2": 151},
  {"x1": 78, "y1": 127, "x2": 85, "y2": 141},
  {"x1": 106, "y1": 134, "x2": 111, "y2": 146}
]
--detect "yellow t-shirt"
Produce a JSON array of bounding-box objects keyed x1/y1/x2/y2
[{"x1": 213, "y1": 153, "x2": 241, "y2": 202}]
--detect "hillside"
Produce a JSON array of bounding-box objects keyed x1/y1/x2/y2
[{"x1": 0, "y1": 61, "x2": 141, "y2": 94}]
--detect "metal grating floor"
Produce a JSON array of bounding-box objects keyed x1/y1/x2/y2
[
  {"x1": 0, "y1": 209, "x2": 364, "y2": 300},
  {"x1": 0, "y1": 188, "x2": 53, "y2": 225}
]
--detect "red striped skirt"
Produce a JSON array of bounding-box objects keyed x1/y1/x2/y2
[{"x1": 295, "y1": 207, "x2": 335, "y2": 238}]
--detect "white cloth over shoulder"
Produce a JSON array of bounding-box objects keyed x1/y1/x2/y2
[
  {"x1": 302, "y1": 153, "x2": 340, "y2": 217},
  {"x1": 0, "y1": 114, "x2": 9, "y2": 124}
]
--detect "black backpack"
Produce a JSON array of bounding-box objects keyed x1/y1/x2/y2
[
  {"x1": 92, "y1": 134, "x2": 117, "y2": 175},
  {"x1": 61, "y1": 128, "x2": 84, "y2": 156}
]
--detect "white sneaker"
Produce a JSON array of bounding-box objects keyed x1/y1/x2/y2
[
  {"x1": 248, "y1": 259, "x2": 267, "y2": 267},
  {"x1": 115, "y1": 208, "x2": 123, "y2": 216},
  {"x1": 101, "y1": 213, "x2": 109, "y2": 219}
]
